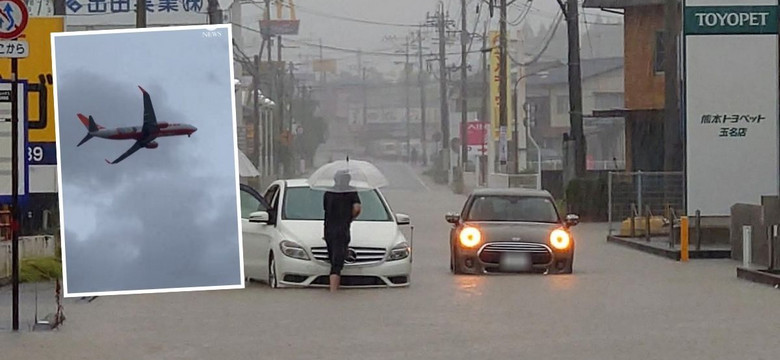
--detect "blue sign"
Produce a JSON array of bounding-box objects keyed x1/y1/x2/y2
[
  {"x1": 27, "y1": 142, "x2": 55, "y2": 165},
  {"x1": 66, "y1": 0, "x2": 202, "y2": 13}
]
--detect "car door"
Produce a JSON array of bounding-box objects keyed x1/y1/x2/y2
[
  {"x1": 240, "y1": 184, "x2": 273, "y2": 281},
  {"x1": 255, "y1": 184, "x2": 281, "y2": 280}
]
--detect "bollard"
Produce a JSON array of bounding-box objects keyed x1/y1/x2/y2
[
  {"x1": 645, "y1": 208, "x2": 651, "y2": 242},
  {"x1": 770, "y1": 225, "x2": 777, "y2": 271},
  {"x1": 742, "y1": 225, "x2": 751, "y2": 268},
  {"x1": 680, "y1": 216, "x2": 689, "y2": 262},
  {"x1": 695, "y1": 210, "x2": 702, "y2": 251}
]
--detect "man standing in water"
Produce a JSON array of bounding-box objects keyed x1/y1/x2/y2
[{"x1": 323, "y1": 170, "x2": 362, "y2": 292}]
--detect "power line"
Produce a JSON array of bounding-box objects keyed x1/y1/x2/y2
[
  {"x1": 232, "y1": 22, "x2": 489, "y2": 58},
  {"x1": 256, "y1": 0, "x2": 424, "y2": 28},
  {"x1": 509, "y1": 10, "x2": 563, "y2": 67}
]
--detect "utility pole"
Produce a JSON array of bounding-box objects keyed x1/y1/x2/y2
[
  {"x1": 481, "y1": 19, "x2": 488, "y2": 153},
  {"x1": 405, "y1": 37, "x2": 411, "y2": 163},
  {"x1": 319, "y1": 38, "x2": 326, "y2": 84},
  {"x1": 277, "y1": 35, "x2": 287, "y2": 177},
  {"x1": 136, "y1": 0, "x2": 146, "y2": 28},
  {"x1": 558, "y1": 0, "x2": 586, "y2": 179},
  {"x1": 499, "y1": 0, "x2": 508, "y2": 172},
  {"x1": 458, "y1": 0, "x2": 468, "y2": 192},
  {"x1": 663, "y1": 0, "x2": 680, "y2": 172},
  {"x1": 263, "y1": 0, "x2": 275, "y2": 176},
  {"x1": 207, "y1": 0, "x2": 222, "y2": 24},
  {"x1": 253, "y1": 56, "x2": 261, "y2": 168},
  {"x1": 362, "y1": 68, "x2": 368, "y2": 126},
  {"x1": 418, "y1": 30, "x2": 428, "y2": 166},
  {"x1": 437, "y1": 3, "x2": 451, "y2": 179}
]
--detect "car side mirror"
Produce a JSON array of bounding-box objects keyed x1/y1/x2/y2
[
  {"x1": 249, "y1": 211, "x2": 270, "y2": 224},
  {"x1": 565, "y1": 214, "x2": 579, "y2": 227},
  {"x1": 445, "y1": 212, "x2": 460, "y2": 224},
  {"x1": 396, "y1": 213, "x2": 411, "y2": 225}
]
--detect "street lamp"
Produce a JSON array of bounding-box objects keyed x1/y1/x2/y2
[{"x1": 511, "y1": 62, "x2": 561, "y2": 185}]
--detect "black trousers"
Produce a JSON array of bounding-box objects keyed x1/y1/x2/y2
[{"x1": 324, "y1": 226, "x2": 351, "y2": 275}]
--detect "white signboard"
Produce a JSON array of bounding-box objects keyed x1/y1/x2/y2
[
  {"x1": 0, "y1": 40, "x2": 29, "y2": 58},
  {"x1": 64, "y1": 0, "x2": 208, "y2": 27},
  {"x1": 684, "y1": 0, "x2": 779, "y2": 216},
  {"x1": 0, "y1": 82, "x2": 27, "y2": 197}
]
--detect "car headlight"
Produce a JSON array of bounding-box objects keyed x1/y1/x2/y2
[
  {"x1": 550, "y1": 229, "x2": 571, "y2": 250},
  {"x1": 459, "y1": 226, "x2": 481, "y2": 248},
  {"x1": 280, "y1": 240, "x2": 310, "y2": 260},
  {"x1": 387, "y1": 242, "x2": 410, "y2": 261}
]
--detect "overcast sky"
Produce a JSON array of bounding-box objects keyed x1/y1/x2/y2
[
  {"x1": 237, "y1": 0, "x2": 622, "y2": 74},
  {"x1": 53, "y1": 26, "x2": 243, "y2": 296}
]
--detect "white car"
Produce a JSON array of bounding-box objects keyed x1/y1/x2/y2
[{"x1": 239, "y1": 179, "x2": 413, "y2": 288}]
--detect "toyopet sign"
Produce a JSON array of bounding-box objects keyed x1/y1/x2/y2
[
  {"x1": 684, "y1": 5, "x2": 778, "y2": 34},
  {"x1": 684, "y1": 0, "x2": 779, "y2": 216}
]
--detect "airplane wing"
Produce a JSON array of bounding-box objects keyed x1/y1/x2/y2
[
  {"x1": 105, "y1": 140, "x2": 145, "y2": 165},
  {"x1": 138, "y1": 86, "x2": 158, "y2": 134}
]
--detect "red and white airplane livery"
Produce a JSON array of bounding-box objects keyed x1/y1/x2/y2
[{"x1": 76, "y1": 86, "x2": 198, "y2": 164}]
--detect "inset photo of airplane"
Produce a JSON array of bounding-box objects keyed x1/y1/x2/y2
[{"x1": 76, "y1": 86, "x2": 198, "y2": 164}]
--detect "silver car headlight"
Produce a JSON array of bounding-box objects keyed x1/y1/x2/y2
[
  {"x1": 280, "y1": 240, "x2": 310, "y2": 261},
  {"x1": 387, "y1": 242, "x2": 410, "y2": 261}
]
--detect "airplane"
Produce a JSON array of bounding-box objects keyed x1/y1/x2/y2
[{"x1": 76, "y1": 86, "x2": 198, "y2": 164}]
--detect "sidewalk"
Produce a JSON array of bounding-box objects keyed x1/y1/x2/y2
[{"x1": 0, "y1": 281, "x2": 63, "y2": 332}]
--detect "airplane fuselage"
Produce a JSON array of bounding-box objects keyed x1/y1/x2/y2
[{"x1": 91, "y1": 122, "x2": 197, "y2": 140}]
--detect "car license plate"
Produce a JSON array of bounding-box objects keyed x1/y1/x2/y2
[{"x1": 499, "y1": 253, "x2": 532, "y2": 272}]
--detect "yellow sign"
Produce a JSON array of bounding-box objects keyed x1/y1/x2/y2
[
  {"x1": 489, "y1": 31, "x2": 513, "y2": 141},
  {"x1": 0, "y1": 17, "x2": 64, "y2": 143},
  {"x1": 312, "y1": 59, "x2": 337, "y2": 74}
]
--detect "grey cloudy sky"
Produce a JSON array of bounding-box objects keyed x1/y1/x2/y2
[
  {"x1": 237, "y1": 0, "x2": 622, "y2": 73},
  {"x1": 53, "y1": 26, "x2": 243, "y2": 295}
]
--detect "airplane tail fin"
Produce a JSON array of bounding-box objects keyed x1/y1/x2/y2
[
  {"x1": 77, "y1": 113, "x2": 102, "y2": 132},
  {"x1": 76, "y1": 113, "x2": 102, "y2": 147}
]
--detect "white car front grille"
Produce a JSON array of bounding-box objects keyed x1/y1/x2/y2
[{"x1": 310, "y1": 246, "x2": 387, "y2": 265}]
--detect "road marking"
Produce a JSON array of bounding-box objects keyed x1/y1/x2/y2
[{"x1": 406, "y1": 163, "x2": 430, "y2": 191}]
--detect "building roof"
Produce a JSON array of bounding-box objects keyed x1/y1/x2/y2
[
  {"x1": 526, "y1": 57, "x2": 623, "y2": 87},
  {"x1": 583, "y1": 0, "x2": 672, "y2": 8}
]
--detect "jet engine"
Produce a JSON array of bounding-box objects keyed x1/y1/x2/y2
[{"x1": 145, "y1": 141, "x2": 159, "y2": 149}]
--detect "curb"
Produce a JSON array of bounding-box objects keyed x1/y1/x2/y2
[
  {"x1": 606, "y1": 235, "x2": 732, "y2": 261},
  {"x1": 736, "y1": 267, "x2": 780, "y2": 288}
]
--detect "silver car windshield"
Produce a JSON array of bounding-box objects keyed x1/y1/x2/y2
[
  {"x1": 465, "y1": 195, "x2": 560, "y2": 223},
  {"x1": 282, "y1": 187, "x2": 392, "y2": 221}
]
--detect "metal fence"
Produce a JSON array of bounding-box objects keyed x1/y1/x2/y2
[{"x1": 608, "y1": 171, "x2": 685, "y2": 235}]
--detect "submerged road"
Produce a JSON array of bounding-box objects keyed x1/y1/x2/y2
[{"x1": 1, "y1": 161, "x2": 779, "y2": 360}]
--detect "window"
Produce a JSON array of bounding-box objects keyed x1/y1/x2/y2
[
  {"x1": 465, "y1": 195, "x2": 560, "y2": 223},
  {"x1": 654, "y1": 30, "x2": 665, "y2": 74},
  {"x1": 556, "y1": 95, "x2": 569, "y2": 114},
  {"x1": 240, "y1": 189, "x2": 267, "y2": 219},
  {"x1": 282, "y1": 187, "x2": 393, "y2": 221},
  {"x1": 594, "y1": 92, "x2": 625, "y2": 110}
]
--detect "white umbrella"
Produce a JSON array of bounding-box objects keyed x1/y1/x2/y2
[
  {"x1": 307, "y1": 158, "x2": 388, "y2": 193},
  {"x1": 237, "y1": 149, "x2": 261, "y2": 178}
]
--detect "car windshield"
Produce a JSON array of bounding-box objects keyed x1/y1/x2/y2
[
  {"x1": 282, "y1": 187, "x2": 392, "y2": 221},
  {"x1": 465, "y1": 195, "x2": 560, "y2": 223}
]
